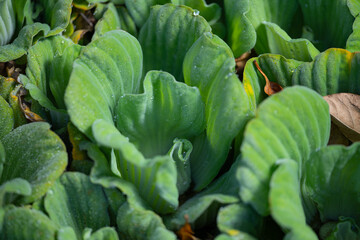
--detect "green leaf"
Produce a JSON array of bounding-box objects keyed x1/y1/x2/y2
[
  {"x1": 7, "y1": 85, "x2": 26, "y2": 128},
  {"x1": 269, "y1": 159, "x2": 317, "y2": 240},
  {"x1": 124, "y1": 0, "x2": 170, "y2": 27},
  {"x1": 183, "y1": 32, "x2": 253, "y2": 190},
  {"x1": 225, "y1": 0, "x2": 300, "y2": 55},
  {"x1": 238, "y1": 86, "x2": 330, "y2": 215},
  {"x1": 168, "y1": 138, "x2": 192, "y2": 195},
  {"x1": 0, "y1": 122, "x2": 67, "y2": 204},
  {"x1": 115, "y1": 70, "x2": 205, "y2": 158},
  {"x1": 50, "y1": 44, "x2": 83, "y2": 110},
  {"x1": 12, "y1": 0, "x2": 29, "y2": 28},
  {"x1": 92, "y1": 119, "x2": 179, "y2": 214},
  {"x1": 0, "y1": 0, "x2": 16, "y2": 46},
  {"x1": 139, "y1": 4, "x2": 211, "y2": 82},
  {"x1": 92, "y1": 3, "x2": 121, "y2": 41},
  {"x1": 36, "y1": 0, "x2": 72, "y2": 36},
  {"x1": 0, "y1": 141, "x2": 4, "y2": 167},
  {"x1": 346, "y1": 15, "x2": 360, "y2": 52},
  {"x1": 84, "y1": 143, "x2": 176, "y2": 240},
  {"x1": 298, "y1": 0, "x2": 354, "y2": 51},
  {"x1": 65, "y1": 30, "x2": 143, "y2": 138},
  {"x1": 44, "y1": 172, "x2": 110, "y2": 240},
  {"x1": 57, "y1": 227, "x2": 77, "y2": 240},
  {"x1": 171, "y1": 0, "x2": 221, "y2": 25},
  {"x1": 0, "y1": 178, "x2": 31, "y2": 207},
  {"x1": 116, "y1": 6, "x2": 138, "y2": 37},
  {"x1": 262, "y1": 21, "x2": 319, "y2": 61},
  {"x1": 242, "y1": 55, "x2": 303, "y2": 107},
  {"x1": 0, "y1": 95, "x2": 14, "y2": 140},
  {"x1": 87, "y1": 227, "x2": 119, "y2": 240},
  {"x1": 292, "y1": 49, "x2": 360, "y2": 95},
  {"x1": 215, "y1": 233, "x2": 258, "y2": 240},
  {"x1": 303, "y1": 143, "x2": 360, "y2": 224},
  {"x1": 224, "y1": 0, "x2": 256, "y2": 57},
  {"x1": 348, "y1": 0, "x2": 360, "y2": 17},
  {"x1": 20, "y1": 35, "x2": 74, "y2": 111},
  {"x1": 0, "y1": 23, "x2": 50, "y2": 62},
  {"x1": 0, "y1": 76, "x2": 16, "y2": 100},
  {"x1": 164, "y1": 156, "x2": 241, "y2": 230},
  {"x1": 243, "y1": 49, "x2": 360, "y2": 107},
  {"x1": 325, "y1": 220, "x2": 360, "y2": 240},
  {"x1": 217, "y1": 203, "x2": 261, "y2": 238},
  {"x1": 117, "y1": 202, "x2": 177, "y2": 240},
  {"x1": 0, "y1": 207, "x2": 58, "y2": 240}
]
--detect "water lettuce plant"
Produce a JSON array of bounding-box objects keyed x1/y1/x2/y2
[{"x1": 1, "y1": 0, "x2": 360, "y2": 239}]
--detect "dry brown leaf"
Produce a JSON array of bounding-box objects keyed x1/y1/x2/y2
[
  {"x1": 254, "y1": 60, "x2": 283, "y2": 96},
  {"x1": 18, "y1": 87, "x2": 44, "y2": 122},
  {"x1": 324, "y1": 93, "x2": 360, "y2": 142},
  {"x1": 176, "y1": 215, "x2": 199, "y2": 240}
]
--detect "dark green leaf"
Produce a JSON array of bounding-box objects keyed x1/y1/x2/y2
[{"x1": 139, "y1": 4, "x2": 211, "y2": 82}]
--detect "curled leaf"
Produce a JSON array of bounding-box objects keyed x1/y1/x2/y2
[
  {"x1": 324, "y1": 93, "x2": 360, "y2": 142},
  {"x1": 254, "y1": 60, "x2": 283, "y2": 96},
  {"x1": 17, "y1": 87, "x2": 44, "y2": 122}
]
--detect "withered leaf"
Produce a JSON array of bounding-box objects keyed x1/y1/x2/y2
[
  {"x1": 254, "y1": 60, "x2": 283, "y2": 96},
  {"x1": 176, "y1": 215, "x2": 199, "y2": 240},
  {"x1": 324, "y1": 93, "x2": 360, "y2": 142}
]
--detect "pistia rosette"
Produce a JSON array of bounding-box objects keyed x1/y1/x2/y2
[{"x1": 64, "y1": 3, "x2": 252, "y2": 236}]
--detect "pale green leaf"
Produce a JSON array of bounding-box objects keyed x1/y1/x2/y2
[
  {"x1": 117, "y1": 202, "x2": 176, "y2": 240},
  {"x1": 65, "y1": 30, "x2": 143, "y2": 138},
  {"x1": 115, "y1": 70, "x2": 205, "y2": 158},
  {"x1": 238, "y1": 86, "x2": 330, "y2": 215},
  {"x1": 183, "y1": 32, "x2": 253, "y2": 190},
  {"x1": 50, "y1": 44, "x2": 83, "y2": 110},
  {"x1": 0, "y1": 23, "x2": 50, "y2": 62},
  {"x1": 217, "y1": 203, "x2": 261, "y2": 238},
  {"x1": 88, "y1": 227, "x2": 119, "y2": 240},
  {"x1": 243, "y1": 49, "x2": 360, "y2": 108},
  {"x1": 0, "y1": 0, "x2": 16, "y2": 46},
  {"x1": 20, "y1": 35, "x2": 74, "y2": 111},
  {"x1": 92, "y1": 119, "x2": 179, "y2": 214},
  {"x1": 57, "y1": 227, "x2": 77, "y2": 240},
  {"x1": 292, "y1": 49, "x2": 360, "y2": 95},
  {"x1": 346, "y1": 15, "x2": 360, "y2": 52},
  {"x1": 269, "y1": 159, "x2": 317, "y2": 240},
  {"x1": 84, "y1": 143, "x2": 176, "y2": 240},
  {"x1": 0, "y1": 178, "x2": 31, "y2": 207},
  {"x1": 0, "y1": 122, "x2": 67, "y2": 204},
  {"x1": 92, "y1": 3, "x2": 121, "y2": 41},
  {"x1": 263, "y1": 21, "x2": 319, "y2": 61},
  {"x1": 44, "y1": 172, "x2": 110, "y2": 240},
  {"x1": 0, "y1": 207, "x2": 58, "y2": 240}
]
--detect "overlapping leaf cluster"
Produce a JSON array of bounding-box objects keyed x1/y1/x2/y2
[{"x1": 0, "y1": 0, "x2": 360, "y2": 239}]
